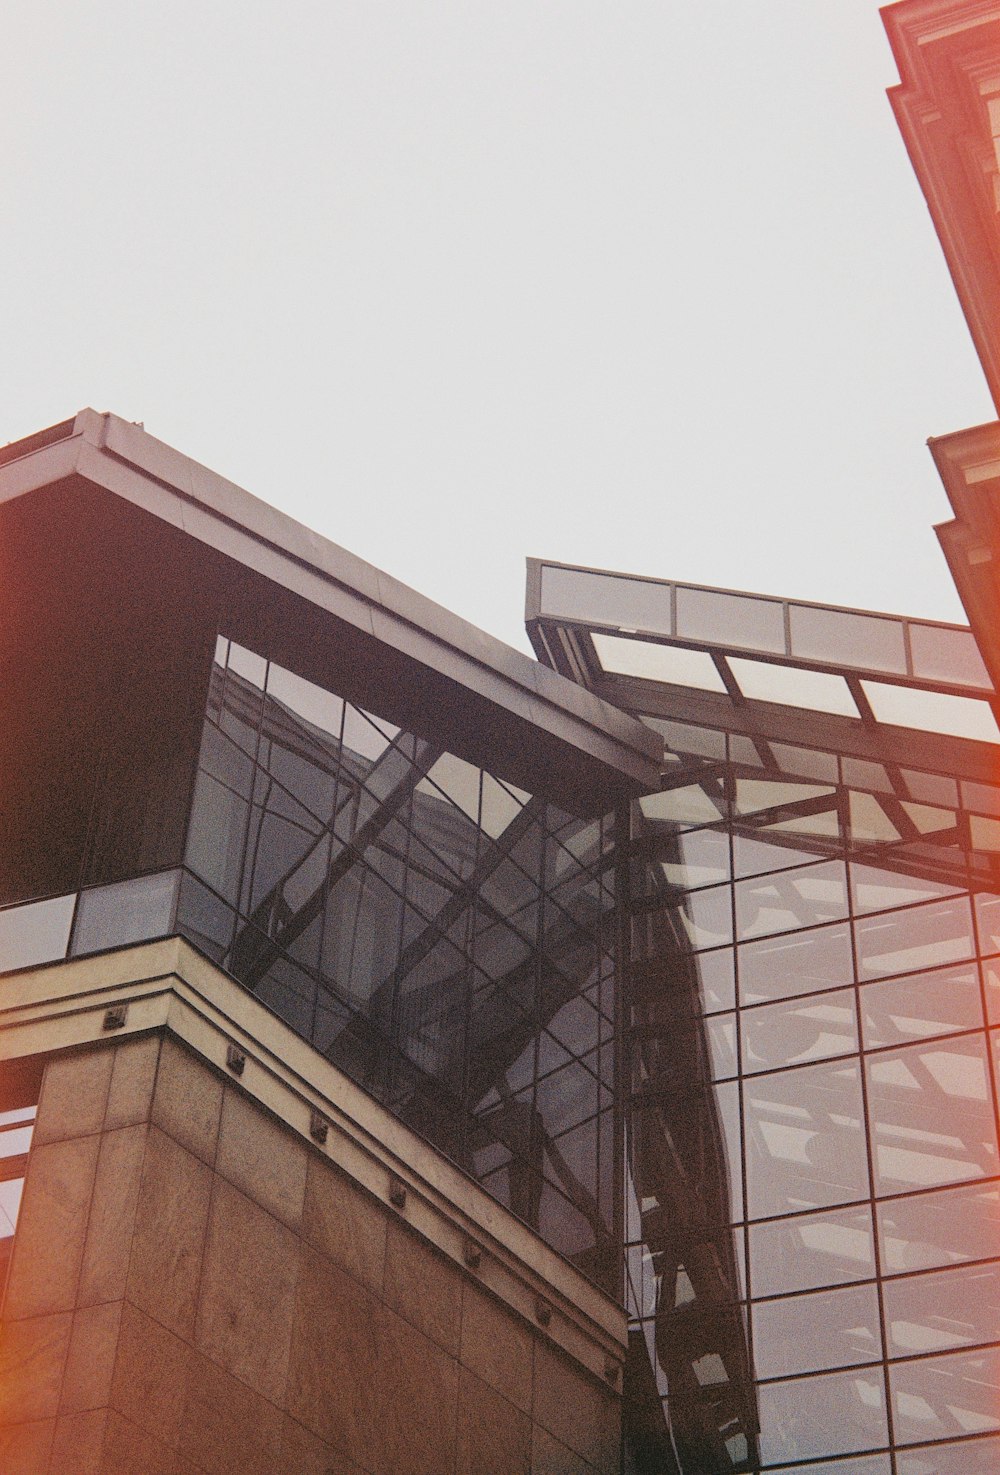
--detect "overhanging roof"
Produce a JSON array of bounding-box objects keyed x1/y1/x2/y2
[
  {"x1": 0, "y1": 411, "x2": 661, "y2": 812},
  {"x1": 526, "y1": 556, "x2": 1000, "y2": 780}
]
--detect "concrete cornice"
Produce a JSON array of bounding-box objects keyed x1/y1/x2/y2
[{"x1": 0, "y1": 937, "x2": 627, "y2": 1385}]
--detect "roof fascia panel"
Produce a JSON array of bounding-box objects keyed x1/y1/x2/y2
[{"x1": 0, "y1": 410, "x2": 662, "y2": 806}]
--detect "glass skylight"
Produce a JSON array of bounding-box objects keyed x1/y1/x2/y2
[
  {"x1": 861, "y1": 681, "x2": 1000, "y2": 744},
  {"x1": 592, "y1": 633, "x2": 727, "y2": 690},
  {"x1": 727, "y1": 658, "x2": 859, "y2": 717}
]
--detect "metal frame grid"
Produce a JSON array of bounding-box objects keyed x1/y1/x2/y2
[
  {"x1": 178, "y1": 637, "x2": 623, "y2": 1293},
  {"x1": 531, "y1": 566, "x2": 1000, "y2": 1473}
]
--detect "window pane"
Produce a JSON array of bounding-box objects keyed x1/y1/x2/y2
[
  {"x1": 867, "y1": 1037, "x2": 998, "y2": 1194},
  {"x1": 638, "y1": 785, "x2": 724, "y2": 827},
  {"x1": 657, "y1": 826, "x2": 730, "y2": 888},
  {"x1": 593, "y1": 633, "x2": 727, "y2": 690},
  {"x1": 184, "y1": 767, "x2": 250, "y2": 905},
  {"x1": 715, "y1": 1079, "x2": 743, "y2": 1223},
  {"x1": 227, "y1": 641, "x2": 267, "y2": 689},
  {"x1": 693, "y1": 948, "x2": 736, "y2": 1014},
  {"x1": 739, "y1": 923, "x2": 853, "y2": 1006},
  {"x1": 728, "y1": 658, "x2": 858, "y2": 717},
  {"x1": 766, "y1": 742, "x2": 840, "y2": 785},
  {"x1": 859, "y1": 965, "x2": 982, "y2": 1050},
  {"x1": 974, "y1": 892, "x2": 1000, "y2": 954},
  {"x1": 742, "y1": 989, "x2": 857, "y2": 1075},
  {"x1": 897, "y1": 1433, "x2": 1000, "y2": 1475},
  {"x1": 265, "y1": 660, "x2": 344, "y2": 740},
  {"x1": 750, "y1": 1205, "x2": 875, "y2": 1297},
  {"x1": 884, "y1": 1262, "x2": 1000, "y2": 1358},
  {"x1": 706, "y1": 1012, "x2": 737, "y2": 1081},
  {"x1": 539, "y1": 564, "x2": 673, "y2": 634},
  {"x1": 757, "y1": 1368, "x2": 887, "y2": 1466},
  {"x1": 735, "y1": 778, "x2": 837, "y2": 817},
  {"x1": 734, "y1": 832, "x2": 827, "y2": 879},
  {"x1": 850, "y1": 864, "x2": 960, "y2": 917},
  {"x1": 789, "y1": 603, "x2": 907, "y2": 674},
  {"x1": 676, "y1": 585, "x2": 786, "y2": 653},
  {"x1": 71, "y1": 872, "x2": 179, "y2": 955},
  {"x1": 861, "y1": 681, "x2": 1000, "y2": 743},
  {"x1": 744, "y1": 1060, "x2": 868, "y2": 1219},
  {"x1": 0, "y1": 894, "x2": 75, "y2": 974},
  {"x1": 908, "y1": 622, "x2": 990, "y2": 689},
  {"x1": 878, "y1": 1183, "x2": 1000, "y2": 1275},
  {"x1": 891, "y1": 1347, "x2": 1000, "y2": 1444},
  {"x1": 854, "y1": 898, "x2": 974, "y2": 982},
  {"x1": 752, "y1": 1282, "x2": 882, "y2": 1378},
  {"x1": 736, "y1": 860, "x2": 847, "y2": 941},
  {"x1": 679, "y1": 884, "x2": 732, "y2": 950}
]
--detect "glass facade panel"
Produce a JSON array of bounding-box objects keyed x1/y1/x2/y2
[
  {"x1": 71, "y1": 872, "x2": 179, "y2": 956},
  {"x1": 728, "y1": 659, "x2": 858, "y2": 717},
  {"x1": 789, "y1": 603, "x2": 907, "y2": 674},
  {"x1": 756, "y1": 1368, "x2": 887, "y2": 1466},
  {"x1": 749, "y1": 1205, "x2": 875, "y2": 1297},
  {"x1": 744, "y1": 1060, "x2": 868, "y2": 1219},
  {"x1": 861, "y1": 680, "x2": 1000, "y2": 742},
  {"x1": 0, "y1": 894, "x2": 75, "y2": 974},
  {"x1": 859, "y1": 965, "x2": 983, "y2": 1049},
  {"x1": 890, "y1": 1346, "x2": 1000, "y2": 1444},
  {"x1": 539, "y1": 563, "x2": 674, "y2": 634},
  {"x1": 594, "y1": 633, "x2": 727, "y2": 690},
  {"x1": 692, "y1": 947, "x2": 736, "y2": 1014},
  {"x1": 679, "y1": 884, "x2": 733, "y2": 950},
  {"x1": 738, "y1": 923, "x2": 853, "y2": 1006},
  {"x1": 974, "y1": 891, "x2": 1000, "y2": 953},
  {"x1": 907, "y1": 622, "x2": 991, "y2": 690},
  {"x1": 854, "y1": 898, "x2": 975, "y2": 981},
  {"x1": 676, "y1": 586, "x2": 786, "y2": 654},
  {"x1": 884, "y1": 1261, "x2": 1000, "y2": 1357},
  {"x1": 658, "y1": 826, "x2": 731, "y2": 888},
  {"x1": 735, "y1": 861, "x2": 848, "y2": 941},
  {"x1": 742, "y1": 989, "x2": 858, "y2": 1075},
  {"x1": 639, "y1": 785, "x2": 724, "y2": 827},
  {"x1": 706, "y1": 1011, "x2": 738, "y2": 1080},
  {"x1": 850, "y1": 864, "x2": 961, "y2": 917},
  {"x1": 896, "y1": 1433, "x2": 1000, "y2": 1474},
  {"x1": 752, "y1": 1282, "x2": 882, "y2": 1378},
  {"x1": 172, "y1": 637, "x2": 619, "y2": 1290},
  {"x1": 866, "y1": 1036, "x2": 998, "y2": 1194},
  {"x1": 878, "y1": 1182, "x2": 1000, "y2": 1274},
  {"x1": 734, "y1": 832, "x2": 827, "y2": 879}
]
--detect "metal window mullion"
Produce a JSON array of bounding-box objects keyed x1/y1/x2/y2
[
  {"x1": 457, "y1": 771, "x2": 485, "y2": 1174},
  {"x1": 847, "y1": 856, "x2": 898, "y2": 1475}
]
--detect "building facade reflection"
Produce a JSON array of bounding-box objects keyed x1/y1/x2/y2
[{"x1": 530, "y1": 568, "x2": 1000, "y2": 1472}]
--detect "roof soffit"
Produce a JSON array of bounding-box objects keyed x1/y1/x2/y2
[{"x1": 0, "y1": 411, "x2": 662, "y2": 806}]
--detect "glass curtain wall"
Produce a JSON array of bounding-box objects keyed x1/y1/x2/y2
[
  {"x1": 626, "y1": 717, "x2": 1000, "y2": 1473},
  {"x1": 179, "y1": 638, "x2": 620, "y2": 1290}
]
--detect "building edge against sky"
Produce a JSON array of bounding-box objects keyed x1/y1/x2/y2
[{"x1": 4, "y1": 1, "x2": 1000, "y2": 1473}]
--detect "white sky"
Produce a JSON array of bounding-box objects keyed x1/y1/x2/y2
[{"x1": 4, "y1": 1, "x2": 996, "y2": 652}]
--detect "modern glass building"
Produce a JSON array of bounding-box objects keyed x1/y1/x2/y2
[
  {"x1": 529, "y1": 564, "x2": 1000, "y2": 1473},
  {"x1": 8, "y1": 409, "x2": 1000, "y2": 1474},
  {"x1": 5, "y1": 4, "x2": 1000, "y2": 1471}
]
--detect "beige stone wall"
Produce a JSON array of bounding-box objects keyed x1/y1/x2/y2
[{"x1": 0, "y1": 1032, "x2": 621, "y2": 1474}]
